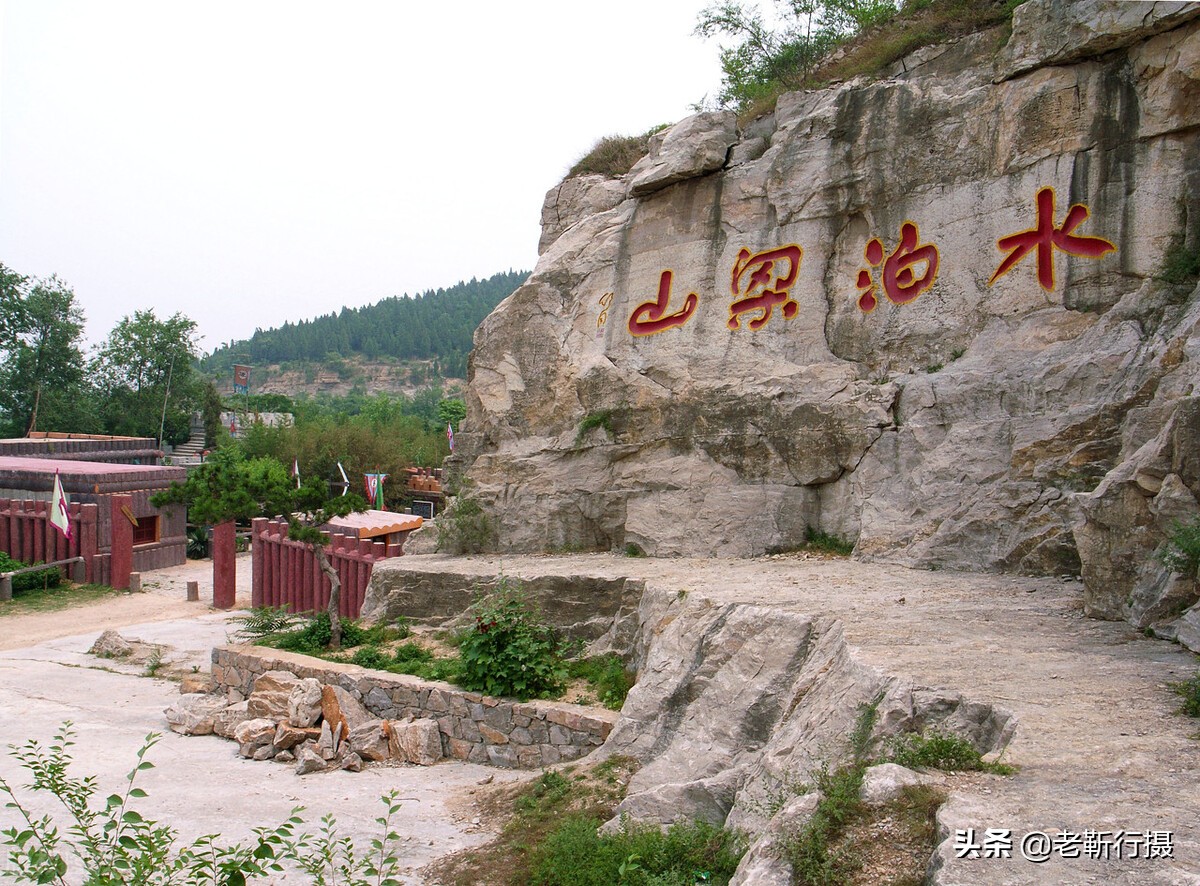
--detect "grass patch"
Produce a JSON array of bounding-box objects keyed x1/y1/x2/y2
[
  {"x1": 1158, "y1": 234, "x2": 1200, "y2": 285},
  {"x1": 530, "y1": 815, "x2": 745, "y2": 886},
  {"x1": 783, "y1": 698, "x2": 880, "y2": 884},
  {"x1": 256, "y1": 611, "x2": 405, "y2": 656},
  {"x1": 430, "y1": 756, "x2": 744, "y2": 886},
  {"x1": 568, "y1": 127, "x2": 669, "y2": 179},
  {"x1": 0, "y1": 581, "x2": 122, "y2": 616},
  {"x1": 804, "y1": 527, "x2": 855, "y2": 557},
  {"x1": 575, "y1": 409, "x2": 617, "y2": 445},
  {"x1": 1170, "y1": 670, "x2": 1200, "y2": 718},
  {"x1": 888, "y1": 730, "x2": 1014, "y2": 775},
  {"x1": 568, "y1": 654, "x2": 635, "y2": 711}
]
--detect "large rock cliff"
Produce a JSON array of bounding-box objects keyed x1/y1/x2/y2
[{"x1": 452, "y1": 1, "x2": 1200, "y2": 635}]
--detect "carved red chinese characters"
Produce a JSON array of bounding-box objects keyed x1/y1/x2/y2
[
  {"x1": 857, "y1": 221, "x2": 939, "y2": 313},
  {"x1": 989, "y1": 187, "x2": 1116, "y2": 291},
  {"x1": 628, "y1": 271, "x2": 699, "y2": 336},
  {"x1": 728, "y1": 245, "x2": 802, "y2": 330}
]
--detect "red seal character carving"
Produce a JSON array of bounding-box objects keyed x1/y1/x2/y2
[
  {"x1": 628, "y1": 271, "x2": 699, "y2": 336},
  {"x1": 728, "y1": 245, "x2": 802, "y2": 331},
  {"x1": 989, "y1": 187, "x2": 1116, "y2": 291},
  {"x1": 857, "y1": 222, "x2": 939, "y2": 312}
]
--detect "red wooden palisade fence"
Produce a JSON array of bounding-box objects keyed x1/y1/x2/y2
[
  {"x1": 250, "y1": 517, "x2": 402, "y2": 618},
  {"x1": 0, "y1": 498, "x2": 109, "y2": 585}
]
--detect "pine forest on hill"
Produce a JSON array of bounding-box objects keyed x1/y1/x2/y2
[{"x1": 202, "y1": 269, "x2": 528, "y2": 382}]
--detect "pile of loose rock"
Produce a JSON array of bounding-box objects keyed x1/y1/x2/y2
[{"x1": 165, "y1": 670, "x2": 442, "y2": 775}]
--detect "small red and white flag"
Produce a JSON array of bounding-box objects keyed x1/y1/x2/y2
[
  {"x1": 292, "y1": 458, "x2": 301, "y2": 489},
  {"x1": 49, "y1": 470, "x2": 72, "y2": 541},
  {"x1": 446, "y1": 422, "x2": 455, "y2": 452}
]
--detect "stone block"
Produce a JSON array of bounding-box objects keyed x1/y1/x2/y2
[
  {"x1": 549, "y1": 725, "x2": 571, "y2": 746},
  {"x1": 483, "y1": 705, "x2": 513, "y2": 731},
  {"x1": 446, "y1": 737, "x2": 474, "y2": 761},
  {"x1": 486, "y1": 745, "x2": 518, "y2": 768},
  {"x1": 511, "y1": 726, "x2": 533, "y2": 745},
  {"x1": 479, "y1": 724, "x2": 509, "y2": 744}
]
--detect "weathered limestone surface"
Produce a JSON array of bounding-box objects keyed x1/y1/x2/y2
[
  {"x1": 581, "y1": 586, "x2": 1011, "y2": 884},
  {"x1": 361, "y1": 559, "x2": 644, "y2": 655},
  {"x1": 453, "y1": 0, "x2": 1200, "y2": 636}
]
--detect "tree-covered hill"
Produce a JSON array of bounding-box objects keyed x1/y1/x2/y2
[{"x1": 202, "y1": 269, "x2": 527, "y2": 380}]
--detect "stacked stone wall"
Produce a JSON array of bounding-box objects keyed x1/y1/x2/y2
[{"x1": 212, "y1": 645, "x2": 616, "y2": 769}]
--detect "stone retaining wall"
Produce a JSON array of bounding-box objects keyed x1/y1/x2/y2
[{"x1": 212, "y1": 645, "x2": 618, "y2": 769}]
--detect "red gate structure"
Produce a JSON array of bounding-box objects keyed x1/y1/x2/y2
[
  {"x1": 0, "y1": 498, "x2": 107, "y2": 584},
  {"x1": 250, "y1": 516, "x2": 416, "y2": 618}
]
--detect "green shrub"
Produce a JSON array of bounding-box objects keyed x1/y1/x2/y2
[
  {"x1": 350, "y1": 645, "x2": 390, "y2": 670},
  {"x1": 888, "y1": 730, "x2": 1013, "y2": 774},
  {"x1": 1158, "y1": 517, "x2": 1200, "y2": 579},
  {"x1": 185, "y1": 526, "x2": 209, "y2": 559},
  {"x1": 575, "y1": 409, "x2": 616, "y2": 445},
  {"x1": 263, "y1": 612, "x2": 372, "y2": 654},
  {"x1": 437, "y1": 491, "x2": 495, "y2": 554},
  {"x1": 0, "y1": 552, "x2": 63, "y2": 594},
  {"x1": 1170, "y1": 670, "x2": 1200, "y2": 718},
  {"x1": 569, "y1": 655, "x2": 635, "y2": 711},
  {"x1": 232, "y1": 605, "x2": 303, "y2": 641},
  {"x1": 804, "y1": 527, "x2": 855, "y2": 556},
  {"x1": 0, "y1": 723, "x2": 406, "y2": 885},
  {"x1": 457, "y1": 579, "x2": 567, "y2": 700},
  {"x1": 1158, "y1": 235, "x2": 1200, "y2": 285}
]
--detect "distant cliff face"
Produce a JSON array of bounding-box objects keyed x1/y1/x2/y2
[{"x1": 455, "y1": 0, "x2": 1200, "y2": 635}]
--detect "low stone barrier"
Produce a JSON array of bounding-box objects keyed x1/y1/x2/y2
[{"x1": 212, "y1": 645, "x2": 618, "y2": 769}]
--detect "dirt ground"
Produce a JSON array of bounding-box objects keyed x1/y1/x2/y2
[
  {"x1": 2, "y1": 551, "x2": 1198, "y2": 885},
  {"x1": 0, "y1": 555, "x2": 530, "y2": 886}
]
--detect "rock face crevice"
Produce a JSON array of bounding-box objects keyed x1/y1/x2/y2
[{"x1": 454, "y1": 1, "x2": 1200, "y2": 637}]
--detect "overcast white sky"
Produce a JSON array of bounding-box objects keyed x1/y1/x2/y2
[{"x1": 0, "y1": 1, "x2": 724, "y2": 353}]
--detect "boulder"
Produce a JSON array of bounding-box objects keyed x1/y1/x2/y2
[
  {"x1": 859, "y1": 763, "x2": 944, "y2": 805},
  {"x1": 348, "y1": 719, "x2": 392, "y2": 762},
  {"x1": 295, "y1": 744, "x2": 327, "y2": 776},
  {"x1": 628, "y1": 111, "x2": 738, "y2": 197},
  {"x1": 246, "y1": 671, "x2": 301, "y2": 720},
  {"x1": 234, "y1": 718, "x2": 278, "y2": 758},
  {"x1": 164, "y1": 693, "x2": 228, "y2": 736},
  {"x1": 287, "y1": 678, "x2": 324, "y2": 728},
  {"x1": 213, "y1": 701, "x2": 250, "y2": 739},
  {"x1": 321, "y1": 685, "x2": 373, "y2": 738},
  {"x1": 89, "y1": 630, "x2": 132, "y2": 658},
  {"x1": 389, "y1": 718, "x2": 442, "y2": 765}
]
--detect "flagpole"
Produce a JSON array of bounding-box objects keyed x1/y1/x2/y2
[{"x1": 158, "y1": 353, "x2": 176, "y2": 451}]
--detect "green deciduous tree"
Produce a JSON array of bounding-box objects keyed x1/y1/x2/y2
[
  {"x1": 0, "y1": 271, "x2": 95, "y2": 437},
  {"x1": 92, "y1": 309, "x2": 201, "y2": 445},
  {"x1": 696, "y1": 0, "x2": 897, "y2": 111}
]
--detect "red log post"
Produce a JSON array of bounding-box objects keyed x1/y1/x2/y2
[
  {"x1": 80, "y1": 504, "x2": 98, "y2": 583},
  {"x1": 109, "y1": 494, "x2": 134, "y2": 590},
  {"x1": 251, "y1": 517, "x2": 267, "y2": 609},
  {"x1": 212, "y1": 521, "x2": 236, "y2": 609}
]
